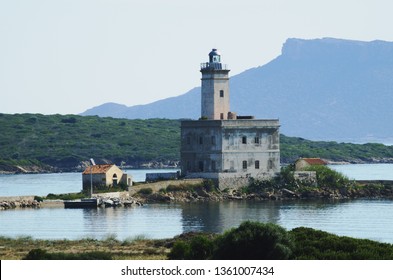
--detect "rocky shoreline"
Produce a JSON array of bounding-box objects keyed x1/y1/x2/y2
[
  {"x1": 135, "y1": 183, "x2": 393, "y2": 203},
  {"x1": 2, "y1": 181, "x2": 393, "y2": 211},
  {"x1": 0, "y1": 199, "x2": 41, "y2": 210}
]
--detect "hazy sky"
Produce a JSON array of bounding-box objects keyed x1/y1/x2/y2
[{"x1": 1, "y1": 0, "x2": 393, "y2": 115}]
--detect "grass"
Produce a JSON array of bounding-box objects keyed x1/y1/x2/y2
[
  {"x1": 2, "y1": 225, "x2": 393, "y2": 260},
  {"x1": 0, "y1": 235, "x2": 170, "y2": 260}
]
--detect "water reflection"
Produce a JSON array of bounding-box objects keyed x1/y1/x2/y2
[
  {"x1": 180, "y1": 201, "x2": 283, "y2": 233},
  {"x1": 1, "y1": 199, "x2": 392, "y2": 243}
]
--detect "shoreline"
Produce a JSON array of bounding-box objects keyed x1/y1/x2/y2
[
  {"x1": 2, "y1": 180, "x2": 393, "y2": 211},
  {"x1": 2, "y1": 160, "x2": 393, "y2": 175}
]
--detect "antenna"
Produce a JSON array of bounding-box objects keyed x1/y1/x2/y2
[{"x1": 90, "y1": 158, "x2": 96, "y2": 166}]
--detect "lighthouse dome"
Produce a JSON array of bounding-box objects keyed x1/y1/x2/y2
[{"x1": 209, "y1": 48, "x2": 221, "y2": 63}]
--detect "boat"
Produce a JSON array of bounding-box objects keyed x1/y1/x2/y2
[{"x1": 64, "y1": 198, "x2": 99, "y2": 209}]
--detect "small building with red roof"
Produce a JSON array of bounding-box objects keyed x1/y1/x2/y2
[
  {"x1": 82, "y1": 164, "x2": 132, "y2": 192},
  {"x1": 295, "y1": 158, "x2": 327, "y2": 171}
]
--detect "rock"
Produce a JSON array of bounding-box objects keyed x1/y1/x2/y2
[
  {"x1": 282, "y1": 188, "x2": 298, "y2": 198},
  {"x1": 104, "y1": 199, "x2": 114, "y2": 207}
]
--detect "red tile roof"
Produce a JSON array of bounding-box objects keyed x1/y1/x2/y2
[
  {"x1": 300, "y1": 158, "x2": 327, "y2": 165},
  {"x1": 82, "y1": 164, "x2": 114, "y2": 175}
]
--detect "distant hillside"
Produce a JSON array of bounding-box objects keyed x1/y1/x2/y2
[
  {"x1": 1, "y1": 114, "x2": 393, "y2": 173},
  {"x1": 81, "y1": 38, "x2": 393, "y2": 143}
]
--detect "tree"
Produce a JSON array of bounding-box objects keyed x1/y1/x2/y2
[{"x1": 213, "y1": 221, "x2": 293, "y2": 260}]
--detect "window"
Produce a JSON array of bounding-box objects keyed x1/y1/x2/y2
[
  {"x1": 211, "y1": 160, "x2": 216, "y2": 171},
  {"x1": 198, "y1": 161, "x2": 204, "y2": 172},
  {"x1": 220, "y1": 113, "x2": 224, "y2": 120},
  {"x1": 220, "y1": 90, "x2": 224, "y2": 97},
  {"x1": 186, "y1": 136, "x2": 191, "y2": 145},
  {"x1": 255, "y1": 160, "x2": 260, "y2": 169},
  {"x1": 254, "y1": 137, "x2": 260, "y2": 144},
  {"x1": 242, "y1": 160, "x2": 247, "y2": 169},
  {"x1": 199, "y1": 136, "x2": 203, "y2": 145},
  {"x1": 211, "y1": 136, "x2": 216, "y2": 145},
  {"x1": 187, "y1": 161, "x2": 191, "y2": 171},
  {"x1": 242, "y1": 136, "x2": 247, "y2": 144}
]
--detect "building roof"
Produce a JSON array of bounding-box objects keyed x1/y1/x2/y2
[
  {"x1": 82, "y1": 164, "x2": 114, "y2": 175},
  {"x1": 298, "y1": 158, "x2": 327, "y2": 165}
]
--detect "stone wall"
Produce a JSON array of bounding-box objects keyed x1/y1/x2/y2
[
  {"x1": 129, "y1": 179, "x2": 204, "y2": 195},
  {"x1": 0, "y1": 196, "x2": 40, "y2": 210},
  {"x1": 145, "y1": 172, "x2": 180, "y2": 182}
]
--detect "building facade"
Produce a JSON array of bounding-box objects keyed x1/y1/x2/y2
[
  {"x1": 180, "y1": 49, "x2": 280, "y2": 189},
  {"x1": 82, "y1": 164, "x2": 132, "y2": 192}
]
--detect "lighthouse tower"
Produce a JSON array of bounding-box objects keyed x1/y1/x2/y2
[
  {"x1": 180, "y1": 48, "x2": 280, "y2": 190},
  {"x1": 200, "y1": 49, "x2": 230, "y2": 120}
]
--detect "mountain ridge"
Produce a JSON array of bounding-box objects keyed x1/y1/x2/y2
[{"x1": 81, "y1": 38, "x2": 393, "y2": 143}]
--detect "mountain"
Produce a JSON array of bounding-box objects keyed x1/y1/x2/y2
[{"x1": 81, "y1": 38, "x2": 393, "y2": 142}]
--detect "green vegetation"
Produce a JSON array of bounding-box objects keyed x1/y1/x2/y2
[
  {"x1": 168, "y1": 221, "x2": 393, "y2": 260},
  {"x1": 304, "y1": 165, "x2": 351, "y2": 188},
  {"x1": 137, "y1": 188, "x2": 153, "y2": 195},
  {"x1": 2, "y1": 222, "x2": 393, "y2": 260},
  {"x1": 169, "y1": 222, "x2": 293, "y2": 260},
  {"x1": 1, "y1": 113, "x2": 393, "y2": 172},
  {"x1": 0, "y1": 235, "x2": 169, "y2": 260},
  {"x1": 243, "y1": 165, "x2": 354, "y2": 193},
  {"x1": 44, "y1": 192, "x2": 87, "y2": 200},
  {"x1": 291, "y1": 227, "x2": 393, "y2": 259},
  {"x1": 23, "y1": 249, "x2": 113, "y2": 260},
  {"x1": 214, "y1": 221, "x2": 293, "y2": 260},
  {"x1": 280, "y1": 134, "x2": 393, "y2": 163},
  {"x1": 0, "y1": 114, "x2": 180, "y2": 171}
]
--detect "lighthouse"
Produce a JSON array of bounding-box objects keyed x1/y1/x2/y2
[
  {"x1": 180, "y1": 49, "x2": 280, "y2": 190},
  {"x1": 200, "y1": 49, "x2": 230, "y2": 120}
]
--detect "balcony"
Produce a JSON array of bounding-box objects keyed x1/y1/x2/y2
[{"x1": 200, "y1": 62, "x2": 229, "y2": 70}]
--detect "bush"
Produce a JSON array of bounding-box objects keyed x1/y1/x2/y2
[
  {"x1": 213, "y1": 221, "x2": 293, "y2": 260},
  {"x1": 168, "y1": 235, "x2": 215, "y2": 260},
  {"x1": 34, "y1": 196, "x2": 44, "y2": 202},
  {"x1": 168, "y1": 222, "x2": 294, "y2": 260},
  {"x1": 46, "y1": 192, "x2": 86, "y2": 200},
  {"x1": 166, "y1": 184, "x2": 186, "y2": 192},
  {"x1": 305, "y1": 165, "x2": 351, "y2": 188},
  {"x1": 290, "y1": 227, "x2": 393, "y2": 260},
  {"x1": 23, "y1": 249, "x2": 112, "y2": 260},
  {"x1": 137, "y1": 188, "x2": 153, "y2": 195},
  {"x1": 243, "y1": 178, "x2": 278, "y2": 194}
]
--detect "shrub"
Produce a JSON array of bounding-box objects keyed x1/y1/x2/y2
[
  {"x1": 202, "y1": 179, "x2": 217, "y2": 192},
  {"x1": 290, "y1": 227, "x2": 393, "y2": 260},
  {"x1": 168, "y1": 222, "x2": 294, "y2": 260},
  {"x1": 168, "y1": 235, "x2": 215, "y2": 260},
  {"x1": 166, "y1": 184, "x2": 186, "y2": 192},
  {"x1": 23, "y1": 249, "x2": 112, "y2": 260},
  {"x1": 243, "y1": 178, "x2": 278, "y2": 194},
  {"x1": 46, "y1": 192, "x2": 86, "y2": 200},
  {"x1": 137, "y1": 188, "x2": 153, "y2": 195},
  {"x1": 213, "y1": 221, "x2": 293, "y2": 260},
  {"x1": 34, "y1": 196, "x2": 44, "y2": 202},
  {"x1": 305, "y1": 165, "x2": 351, "y2": 188}
]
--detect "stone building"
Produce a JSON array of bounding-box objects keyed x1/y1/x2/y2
[
  {"x1": 82, "y1": 164, "x2": 132, "y2": 192},
  {"x1": 180, "y1": 49, "x2": 280, "y2": 189}
]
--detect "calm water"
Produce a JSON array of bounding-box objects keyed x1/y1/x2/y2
[
  {"x1": 0, "y1": 169, "x2": 178, "y2": 197},
  {"x1": 1, "y1": 200, "x2": 392, "y2": 243},
  {"x1": 329, "y1": 164, "x2": 393, "y2": 180},
  {"x1": 1, "y1": 165, "x2": 393, "y2": 242}
]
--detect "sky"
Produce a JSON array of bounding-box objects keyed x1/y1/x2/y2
[{"x1": 1, "y1": 0, "x2": 393, "y2": 115}]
